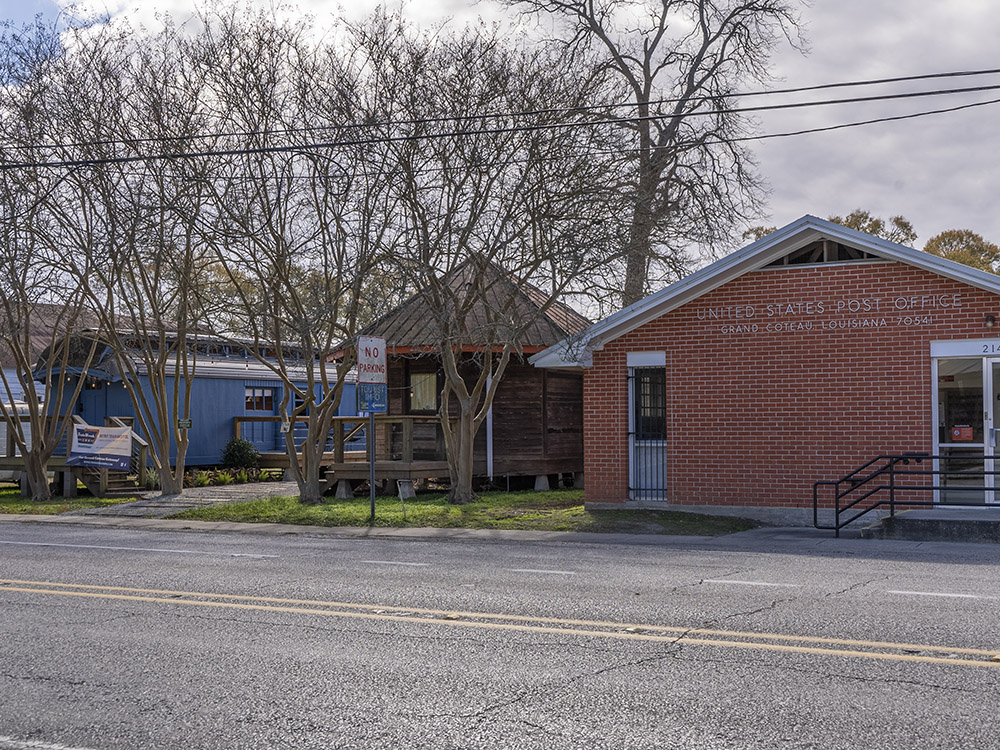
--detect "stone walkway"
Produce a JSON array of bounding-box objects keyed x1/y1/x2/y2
[{"x1": 63, "y1": 481, "x2": 300, "y2": 519}]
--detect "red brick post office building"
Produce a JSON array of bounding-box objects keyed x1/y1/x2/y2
[{"x1": 531, "y1": 216, "x2": 1000, "y2": 516}]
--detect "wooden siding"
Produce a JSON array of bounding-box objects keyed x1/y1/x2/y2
[{"x1": 386, "y1": 355, "x2": 583, "y2": 477}]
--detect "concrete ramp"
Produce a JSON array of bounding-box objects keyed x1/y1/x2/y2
[{"x1": 862, "y1": 508, "x2": 1000, "y2": 544}]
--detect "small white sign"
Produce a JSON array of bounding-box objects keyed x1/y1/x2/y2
[{"x1": 357, "y1": 335, "x2": 387, "y2": 384}]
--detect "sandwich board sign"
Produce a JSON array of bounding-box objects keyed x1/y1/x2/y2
[{"x1": 357, "y1": 335, "x2": 387, "y2": 413}]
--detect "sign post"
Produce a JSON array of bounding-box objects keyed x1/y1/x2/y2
[{"x1": 357, "y1": 336, "x2": 387, "y2": 523}]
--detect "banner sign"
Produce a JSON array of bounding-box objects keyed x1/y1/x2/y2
[
  {"x1": 67, "y1": 425, "x2": 132, "y2": 471},
  {"x1": 357, "y1": 335, "x2": 387, "y2": 413}
]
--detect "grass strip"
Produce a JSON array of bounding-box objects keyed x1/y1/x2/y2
[
  {"x1": 171, "y1": 489, "x2": 758, "y2": 536},
  {"x1": 0, "y1": 485, "x2": 139, "y2": 515}
]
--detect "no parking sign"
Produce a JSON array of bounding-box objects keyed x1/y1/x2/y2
[{"x1": 357, "y1": 336, "x2": 387, "y2": 413}]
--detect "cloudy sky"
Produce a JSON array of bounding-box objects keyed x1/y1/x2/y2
[{"x1": 5, "y1": 0, "x2": 1000, "y2": 247}]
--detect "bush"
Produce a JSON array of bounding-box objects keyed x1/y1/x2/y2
[
  {"x1": 221, "y1": 437, "x2": 260, "y2": 470},
  {"x1": 214, "y1": 470, "x2": 233, "y2": 486}
]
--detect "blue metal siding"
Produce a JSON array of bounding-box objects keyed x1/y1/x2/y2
[{"x1": 73, "y1": 374, "x2": 358, "y2": 466}]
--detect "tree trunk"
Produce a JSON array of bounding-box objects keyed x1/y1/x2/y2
[
  {"x1": 447, "y1": 409, "x2": 477, "y2": 504},
  {"x1": 296, "y1": 435, "x2": 326, "y2": 506},
  {"x1": 299, "y1": 471, "x2": 324, "y2": 505},
  {"x1": 623, "y1": 210, "x2": 654, "y2": 306},
  {"x1": 22, "y1": 452, "x2": 51, "y2": 502},
  {"x1": 159, "y1": 467, "x2": 183, "y2": 496},
  {"x1": 622, "y1": 127, "x2": 658, "y2": 307}
]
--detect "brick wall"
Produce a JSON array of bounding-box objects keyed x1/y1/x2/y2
[{"x1": 583, "y1": 261, "x2": 1000, "y2": 507}]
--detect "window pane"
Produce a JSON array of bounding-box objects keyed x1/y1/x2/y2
[
  {"x1": 633, "y1": 368, "x2": 666, "y2": 441},
  {"x1": 938, "y1": 358, "x2": 983, "y2": 444},
  {"x1": 410, "y1": 373, "x2": 437, "y2": 412},
  {"x1": 245, "y1": 387, "x2": 275, "y2": 412}
]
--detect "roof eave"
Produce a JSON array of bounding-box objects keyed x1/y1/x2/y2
[{"x1": 533, "y1": 214, "x2": 1000, "y2": 369}]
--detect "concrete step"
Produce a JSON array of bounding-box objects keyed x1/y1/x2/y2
[{"x1": 861, "y1": 508, "x2": 1000, "y2": 544}]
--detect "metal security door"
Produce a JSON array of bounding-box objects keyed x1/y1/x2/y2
[{"x1": 628, "y1": 367, "x2": 667, "y2": 500}]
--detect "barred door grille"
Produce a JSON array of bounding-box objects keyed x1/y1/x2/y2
[{"x1": 629, "y1": 367, "x2": 667, "y2": 500}]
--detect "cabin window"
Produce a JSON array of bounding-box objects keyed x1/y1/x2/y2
[
  {"x1": 409, "y1": 373, "x2": 438, "y2": 413},
  {"x1": 245, "y1": 387, "x2": 275, "y2": 412}
]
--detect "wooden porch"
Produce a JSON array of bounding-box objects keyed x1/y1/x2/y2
[
  {"x1": 234, "y1": 414, "x2": 459, "y2": 480},
  {"x1": 235, "y1": 414, "x2": 581, "y2": 493}
]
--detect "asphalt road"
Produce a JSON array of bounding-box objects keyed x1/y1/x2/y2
[{"x1": 0, "y1": 522, "x2": 998, "y2": 750}]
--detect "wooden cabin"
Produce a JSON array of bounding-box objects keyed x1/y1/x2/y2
[{"x1": 331, "y1": 264, "x2": 590, "y2": 491}]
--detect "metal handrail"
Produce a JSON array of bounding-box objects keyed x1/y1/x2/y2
[{"x1": 814, "y1": 453, "x2": 1000, "y2": 536}]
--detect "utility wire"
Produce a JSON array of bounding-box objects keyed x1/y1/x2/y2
[
  {"x1": 3, "y1": 80, "x2": 1000, "y2": 172},
  {"x1": 743, "y1": 94, "x2": 1000, "y2": 143},
  {"x1": 3, "y1": 66, "x2": 1000, "y2": 156},
  {"x1": 7, "y1": 94, "x2": 999, "y2": 196}
]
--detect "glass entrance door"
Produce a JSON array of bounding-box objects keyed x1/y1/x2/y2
[{"x1": 935, "y1": 357, "x2": 1000, "y2": 504}]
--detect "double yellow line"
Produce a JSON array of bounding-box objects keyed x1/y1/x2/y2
[{"x1": 2, "y1": 578, "x2": 998, "y2": 669}]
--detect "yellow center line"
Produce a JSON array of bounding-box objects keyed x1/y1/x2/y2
[
  {"x1": 1, "y1": 577, "x2": 996, "y2": 657},
  {"x1": 2, "y1": 578, "x2": 998, "y2": 668}
]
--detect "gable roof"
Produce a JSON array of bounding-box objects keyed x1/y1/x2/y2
[
  {"x1": 0, "y1": 303, "x2": 100, "y2": 365},
  {"x1": 531, "y1": 214, "x2": 1000, "y2": 369},
  {"x1": 358, "y1": 261, "x2": 591, "y2": 354}
]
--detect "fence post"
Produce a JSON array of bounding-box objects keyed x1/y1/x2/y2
[
  {"x1": 403, "y1": 418, "x2": 414, "y2": 463},
  {"x1": 334, "y1": 420, "x2": 345, "y2": 463},
  {"x1": 889, "y1": 458, "x2": 896, "y2": 519},
  {"x1": 834, "y1": 480, "x2": 841, "y2": 538}
]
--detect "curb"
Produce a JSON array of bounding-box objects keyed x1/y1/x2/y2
[{"x1": 0, "y1": 512, "x2": 724, "y2": 547}]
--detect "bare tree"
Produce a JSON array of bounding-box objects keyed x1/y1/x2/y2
[
  {"x1": 19, "y1": 21, "x2": 219, "y2": 495},
  {"x1": 0, "y1": 20, "x2": 110, "y2": 501},
  {"x1": 505, "y1": 0, "x2": 804, "y2": 306},
  {"x1": 377, "y1": 22, "x2": 618, "y2": 503},
  {"x1": 193, "y1": 11, "x2": 398, "y2": 503}
]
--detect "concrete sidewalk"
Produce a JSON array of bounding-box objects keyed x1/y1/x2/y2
[
  {"x1": 60, "y1": 480, "x2": 301, "y2": 519},
  {"x1": 6, "y1": 509, "x2": 1000, "y2": 559}
]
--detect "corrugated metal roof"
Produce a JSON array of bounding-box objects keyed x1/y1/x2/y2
[{"x1": 359, "y1": 261, "x2": 591, "y2": 350}]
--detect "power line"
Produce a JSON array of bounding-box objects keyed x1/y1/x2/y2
[
  {"x1": 3, "y1": 81, "x2": 1000, "y2": 172},
  {"x1": 736, "y1": 95, "x2": 1000, "y2": 143},
  {"x1": 8, "y1": 94, "x2": 998, "y2": 190},
  {"x1": 3, "y1": 67, "x2": 1000, "y2": 159}
]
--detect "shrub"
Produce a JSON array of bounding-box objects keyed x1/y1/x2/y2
[
  {"x1": 221, "y1": 437, "x2": 260, "y2": 470},
  {"x1": 144, "y1": 468, "x2": 160, "y2": 491},
  {"x1": 193, "y1": 471, "x2": 212, "y2": 487},
  {"x1": 234, "y1": 469, "x2": 250, "y2": 484},
  {"x1": 214, "y1": 470, "x2": 233, "y2": 486}
]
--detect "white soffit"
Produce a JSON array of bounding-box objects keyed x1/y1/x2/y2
[{"x1": 532, "y1": 214, "x2": 1000, "y2": 369}]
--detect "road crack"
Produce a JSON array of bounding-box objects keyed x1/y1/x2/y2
[{"x1": 823, "y1": 575, "x2": 890, "y2": 597}]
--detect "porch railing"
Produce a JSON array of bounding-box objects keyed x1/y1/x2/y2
[{"x1": 233, "y1": 415, "x2": 451, "y2": 464}]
